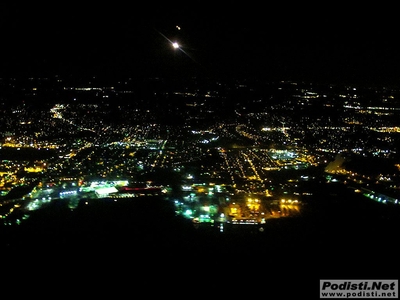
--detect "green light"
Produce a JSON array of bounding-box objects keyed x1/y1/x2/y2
[{"x1": 183, "y1": 209, "x2": 193, "y2": 217}]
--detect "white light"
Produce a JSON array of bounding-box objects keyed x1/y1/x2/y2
[{"x1": 172, "y1": 42, "x2": 180, "y2": 49}]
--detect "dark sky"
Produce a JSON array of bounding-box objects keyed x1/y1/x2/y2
[{"x1": 1, "y1": 3, "x2": 399, "y2": 85}]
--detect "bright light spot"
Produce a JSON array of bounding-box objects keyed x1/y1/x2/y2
[
  {"x1": 202, "y1": 206, "x2": 210, "y2": 212},
  {"x1": 172, "y1": 42, "x2": 180, "y2": 49}
]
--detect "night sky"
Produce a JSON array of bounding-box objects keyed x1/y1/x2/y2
[{"x1": 1, "y1": 3, "x2": 399, "y2": 85}]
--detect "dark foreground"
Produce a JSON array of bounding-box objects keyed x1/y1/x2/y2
[{"x1": 1, "y1": 194, "x2": 399, "y2": 298}]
